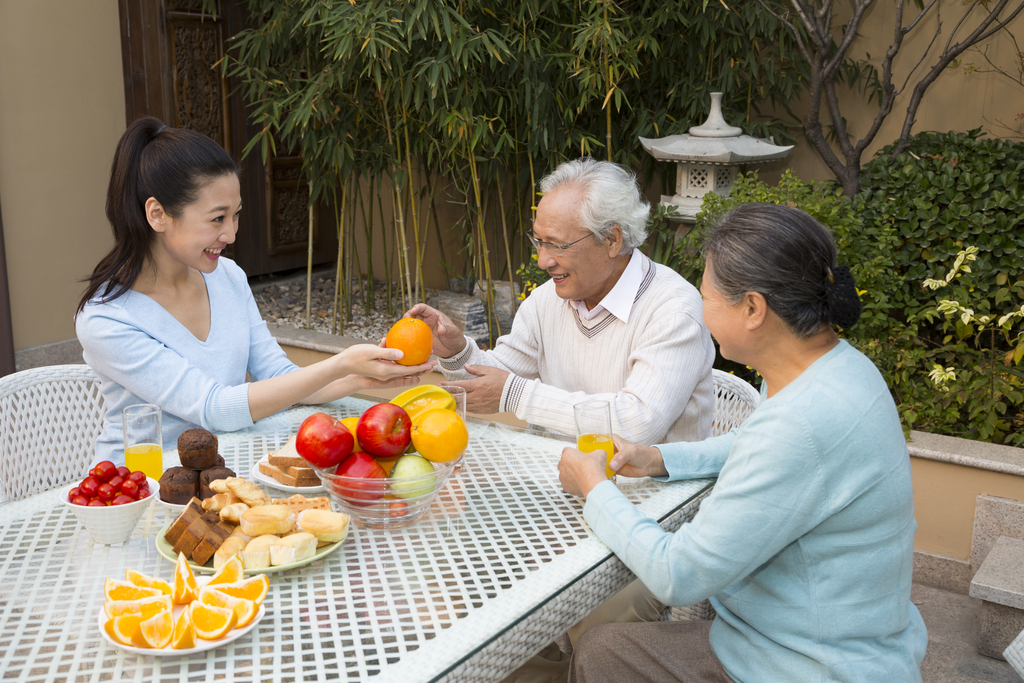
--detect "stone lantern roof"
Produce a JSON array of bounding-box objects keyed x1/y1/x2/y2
[{"x1": 639, "y1": 93, "x2": 793, "y2": 222}]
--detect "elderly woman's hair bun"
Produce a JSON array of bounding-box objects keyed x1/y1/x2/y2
[{"x1": 703, "y1": 203, "x2": 861, "y2": 338}]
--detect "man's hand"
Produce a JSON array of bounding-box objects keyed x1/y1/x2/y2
[
  {"x1": 609, "y1": 435, "x2": 668, "y2": 478},
  {"x1": 558, "y1": 446, "x2": 609, "y2": 498},
  {"x1": 440, "y1": 365, "x2": 508, "y2": 413},
  {"x1": 405, "y1": 304, "x2": 467, "y2": 358}
]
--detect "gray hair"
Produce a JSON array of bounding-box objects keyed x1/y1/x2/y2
[
  {"x1": 538, "y1": 157, "x2": 650, "y2": 251},
  {"x1": 703, "y1": 203, "x2": 860, "y2": 338}
]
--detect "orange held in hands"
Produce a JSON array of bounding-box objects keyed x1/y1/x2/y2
[{"x1": 385, "y1": 318, "x2": 433, "y2": 366}]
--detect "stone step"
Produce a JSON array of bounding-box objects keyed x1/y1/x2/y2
[{"x1": 969, "y1": 535, "x2": 1024, "y2": 660}]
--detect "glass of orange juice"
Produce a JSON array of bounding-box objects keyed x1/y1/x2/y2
[
  {"x1": 573, "y1": 400, "x2": 616, "y2": 481},
  {"x1": 122, "y1": 404, "x2": 163, "y2": 480}
]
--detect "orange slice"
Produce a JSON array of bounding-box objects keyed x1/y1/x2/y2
[
  {"x1": 104, "y1": 613, "x2": 145, "y2": 646},
  {"x1": 212, "y1": 575, "x2": 269, "y2": 605},
  {"x1": 207, "y1": 555, "x2": 244, "y2": 587},
  {"x1": 125, "y1": 569, "x2": 172, "y2": 596},
  {"x1": 172, "y1": 552, "x2": 198, "y2": 605},
  {"x1": 130, "y1": 609, "x2": 173, "y2": 649},
  {"x1": 105, "y1": 594, "x2": 173, "y2": 619},
  {"x1": 190, "y1": 602, "x2": 237, "y2": 640},
  {"x1": 104, "y1": 578, "x2": 162, "y2": 602},
  {"x1": 172, "y1": 607, "x2": 197, "y2": 649},
  {"x1": 198, "y1": 586, "x2": 258, "y2": 628}
]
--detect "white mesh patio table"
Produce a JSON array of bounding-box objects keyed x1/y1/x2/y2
[{"x1": 0, "y1": 397, "x2": 712, "y2": 682}]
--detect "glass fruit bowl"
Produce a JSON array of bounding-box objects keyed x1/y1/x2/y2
[{"x1": 311, "y1": 455, "x2": 462, "y2": 529}]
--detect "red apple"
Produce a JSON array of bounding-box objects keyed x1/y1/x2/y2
[
  {"x1": 356, "y1": 404, "x2": 412, "y2": 458},
  {"x1": 332, "y1": 452, "x2": 387, "y2": 503},
  {"x1": 296, "y1": 412, "x2": 354, "y2": 470}
]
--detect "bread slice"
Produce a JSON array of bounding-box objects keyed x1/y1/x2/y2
[
  {"x1": 267, "y1": 435, "x2": 307, "y2": 469},
  {"x1": 259, "y1": 461, "x2": 320, "y2": 488},
  {"x1": 191, "y1": 521, "x2": 234, "y2": 566},
  {"x1": 163, "y1": 498, "x2": 203, "y2": 546},
  {"x1": 172, "y1": 515, "x2": 211, "y2": 558}
]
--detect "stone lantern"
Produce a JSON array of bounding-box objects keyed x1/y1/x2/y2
[{"x1": 639, "y1": 93, "x2": 793, "y2": 222}]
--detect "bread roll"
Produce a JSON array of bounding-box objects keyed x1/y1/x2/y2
[
  {"x1": 202, "y1": 492, "x2": 242, "y2": 512},
  {"x1": 242, "y1": 534, "x2": 280, "y2": 570},
  {"x1": 240, "y1": 505, "x2": 295, "y2": 536},
  {"x1": 296, "y1": 509, "x2": 350, "y2": 544},
  {"x1": 270, "y1": 532, "x2": 317, "y2": 566},
  {"x1": 214, "y1": 535, "x2": 248, "y2": 569},
  {"x1": 220, "y1": 502, "x2": 250, "y2": 524},
  {"x1": 209, "y1": 479, "x2": 231, "y2": 494},
  {"x1": 227, "y1": 477, "x2": 272, "y2": 507}
]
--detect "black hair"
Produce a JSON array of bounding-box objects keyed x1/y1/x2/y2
[
  {"x1": 77, "y1": 117, "x2": 238, "y2": 313},
  {"x1": 702, "y1": 203, "x2": 861, "y2": 338}
]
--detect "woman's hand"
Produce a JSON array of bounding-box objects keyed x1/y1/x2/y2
[
  {"x1": 558, "y1": 447, "x2": 609, "y2": 498},
  {"x1": 405, "y1": 304, "x2": 468, "y2": 358},
  {"x1": 609, "y1": 436, "x2": 668, "y2": 478},
  {"x1": 335, "y1": 343, "x2": 435, "y2": 381}
]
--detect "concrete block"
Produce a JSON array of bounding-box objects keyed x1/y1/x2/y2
[
  {"x1": 476, "y1": 281, "x2": 520, "y2": 338},
  {"x1": 971, "y1": 537, "x2": 1024, "y2": 661},
  {"x1": 428, "y1": 292, "x2": 489, "y2": 345},
  {"x1": 972, "y1": 495, "x2": 1024, "y2": 573},
  {"x1": 980, "y1": 602, "x2": 1024, "y2": 660}
]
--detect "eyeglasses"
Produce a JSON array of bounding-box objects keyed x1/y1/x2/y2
[{"x1": 527, "y1": 232, "x2": 592, "y2": 257}]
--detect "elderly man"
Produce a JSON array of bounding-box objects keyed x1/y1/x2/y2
[{"x1": 407, "y1": 157, "x2": 714, "y2": 446}]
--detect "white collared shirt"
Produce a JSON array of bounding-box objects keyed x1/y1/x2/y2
[{"x1": 568, "y1": 249, "x2": 645, "y2": 323}]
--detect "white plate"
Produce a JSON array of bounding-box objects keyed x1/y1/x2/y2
[
  {"x1": 250, "y1": 456, "x2": 325, "y2": 494},
  {"x1": 97, "y1": 576, "x2": 265, "y2": 656}
]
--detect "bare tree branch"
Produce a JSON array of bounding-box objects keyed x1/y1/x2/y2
[
  {"x1": 904, "y1": 0, "x2": 941, "y2": 33},
  {"x1": 757, "y1": 0, "x2": 812, "y2": 62},
  {"x1": 823, "y1": 1, "x2": 873, "y2": 80},
  {"x1": 899, "y1": 8, "x2": 943, "y2": 94}
]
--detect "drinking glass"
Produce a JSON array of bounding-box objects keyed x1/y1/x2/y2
[
  {"x1": 122, "y1": 404, "x2": 163, "y2": 479},
  {"x1": 445, "y1": 386, "x2": 467, "y2": 470},
  {"x1": 574, "y1": 400, "x2": 616, "y2": 481}
]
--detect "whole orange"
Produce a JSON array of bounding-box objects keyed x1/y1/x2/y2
[
  {"x1": 411, "y1": 409, "x2": 468, "y2": 463},
  {"x1": 340, "y1": 417, "x2": 364, "y2": 453},
  {"x1": 385, "y1": 318, "x2": 433, "y2": 366}
]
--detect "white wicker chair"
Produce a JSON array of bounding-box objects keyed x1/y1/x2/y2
[
  {"x1": 664, "y1": 369, "x2": 760, "y2": 622},
  {"x1": 0, "y1": 364, "x2": 105, "y2": 503}
]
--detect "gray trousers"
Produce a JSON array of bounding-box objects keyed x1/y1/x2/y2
[{"x1": 569, "y1": 619, "x2": 733, "y2": 683}]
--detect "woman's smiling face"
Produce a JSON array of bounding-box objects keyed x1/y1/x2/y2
[{"x1": 151, "y1": 173, "x2": 241, "y2": 275}]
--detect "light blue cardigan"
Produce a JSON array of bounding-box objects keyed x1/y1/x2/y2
[
  {"x1": 583, "y1": 340, "x2": 927, "y2": 682},
  {"x1": 76, "y1": 258, "x2": 298, "y2": 464}
]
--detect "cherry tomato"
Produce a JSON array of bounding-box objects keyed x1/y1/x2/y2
[
  {"x1": 120, "y1": 480, "x2": 139, "y2": 498},
  {"x1": 109, "y1": 475, "x2": 125, "y2": 490},
  {"x1": 68, "y1": 486, "x2": 80, "y2": 499},
  {"x1": 94, "y1": 461, "x2": 117, "y2": 483},
  {"x1": 111, "y1": 494, "x2": 135, "y2": 506},
  {"x1": 79, "y1": 477, "x2": 100, "y2": 497},
  {"x1": 137, "y1": 487, "x2": 152, "y2": 499},
  {"x1": 116, "y1": 466, "x2": 130, "y2": 478},
  {"x1": 87, "y1": 498, "x2": 108, "y2": 507},
  {"x1": 97, "y1": 483, "x2": 116, "y2": 501},
  {"x1": 71, "y1": 494, "x2": 90, "y2": 506},
  {"x1": 127, "y1": 471, "x2": 147, "y2": 485}
]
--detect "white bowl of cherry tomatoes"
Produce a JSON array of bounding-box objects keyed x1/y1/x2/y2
[{"x1": 61, "y1": 461, "x2": 159, "y2": 545}]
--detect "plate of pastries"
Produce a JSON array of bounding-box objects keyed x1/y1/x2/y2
[{"x1": 156, "y1": 476, "x2": 350, "y2": 574}]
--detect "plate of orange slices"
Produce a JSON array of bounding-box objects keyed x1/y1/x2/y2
[{"x1": 97, "y1": 554, "x2": 267, "y2": 656}]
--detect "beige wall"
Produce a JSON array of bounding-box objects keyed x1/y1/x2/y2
[
  {"x1": 761, "y1": 3, "x2": 1024, "y2": 185},
  {"x1": 0, "y1": 0, "x2": 124, "y2": 350}
]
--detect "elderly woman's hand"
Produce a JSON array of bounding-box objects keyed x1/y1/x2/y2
[
  {"x1": 609, "y1": 435, "x2": 668, "y2": 478},
  {"x1": 558, "y1": 446, "x2": 609, "y2": 498}
]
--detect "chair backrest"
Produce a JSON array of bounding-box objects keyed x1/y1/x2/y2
[
  {"x1": 0, "y1": 364, "x2": 105, "y2": 503},
  {"x1": 711, "y1": 369, "x2": 760, "y2": 437}
]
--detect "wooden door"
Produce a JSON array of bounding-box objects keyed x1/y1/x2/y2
[{"x1": 117, "y1": 0, "x2": 337, "y2": 277}]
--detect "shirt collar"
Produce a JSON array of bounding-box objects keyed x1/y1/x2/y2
[{"x1": 568, "y1": 249, "x2": 645, "y2": 324}]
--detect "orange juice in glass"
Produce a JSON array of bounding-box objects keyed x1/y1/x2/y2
[
  {"x1": 122, "y1": 404, "x2": 163, "y2": 480},
  {"x1": 574, "y1": 400, "x2": 616, "y2": 480}
]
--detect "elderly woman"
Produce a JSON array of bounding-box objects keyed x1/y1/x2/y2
[{"x1": 558, "y1": 203, "x2": 927, "y2": 682}]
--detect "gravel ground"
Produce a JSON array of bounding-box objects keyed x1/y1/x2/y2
[{"x1": 252, "y1": 271, "x2": 443, "y2": 341}]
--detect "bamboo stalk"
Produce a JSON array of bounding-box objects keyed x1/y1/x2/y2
[
  {"x1": 468, "y1": 148, "x2": 500, "y2": 338},
  {"x1": 359, "y1": 174, "x2": 375, "y2": 314},
  {"x1": 402, "y1": 105, "x2": 424, "y2": 303},
  {"x1": 382, "y1": 105, "x2": 412, "y2": 310},
  {"x1": 332, "y1": 178, "x2": 348, "y2": 335},
  {"x1": 305, "y1": 180, "x2": 314, "y2": 329},
  {"x1": 496, "y1": 175, "x2": 516, "y2": 309},
  {"x1": 378, "y1": 178, "x2": 393, "y2": 316}
]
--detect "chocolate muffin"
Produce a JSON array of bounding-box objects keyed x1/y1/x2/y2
[
  {"x1": 177, "y1": 428, "x2": 219, "y2": 470},
  {"x1": 159, "y1": 467, "x2": 200, "y2": 505},
  {"x1": 213, "y1": 453, "x2": 225, "y2": 468},
  {"x1": 199, "y1": 466, "x2": 236, "y2": 500}
]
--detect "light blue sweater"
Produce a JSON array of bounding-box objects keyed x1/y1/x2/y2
[
  {"x1": 76, "y1": 258, "x2": 298, "y2": 465},
  {"x1": 584, "y1": 340, "x2": 927, "y2": 683}
]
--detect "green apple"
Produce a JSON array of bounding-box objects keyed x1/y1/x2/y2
[{"x1": 389, "y1": 454, "x2": 437, "y2": 499}]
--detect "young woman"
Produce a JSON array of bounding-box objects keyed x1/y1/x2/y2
[
  {"x1": 558, "y1": 203, "x2": 927, "y2": 682},
  {"x1": 77, "y1": 117, "x2": 432, "y2": 464}
]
